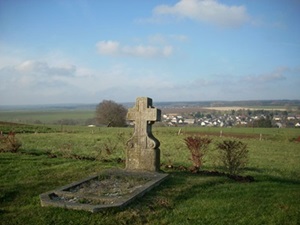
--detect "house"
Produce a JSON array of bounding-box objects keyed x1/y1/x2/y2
[
  {"x1": 287, "y1": 115, "x2": 296, "y2": 120},
  {"x1": 184, "y1": 119, "x2": 195, "y2": 124},
  {"x1": 273, "y1": 116, "x2": 281, "y2": 121},
  {"x1": 171, "y1": 117, "x2": 177, "y2": 123}
]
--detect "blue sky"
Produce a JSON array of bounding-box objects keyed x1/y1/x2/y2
[{"x1": 0, "y1": 0, "x2": 299, "y2": 105}]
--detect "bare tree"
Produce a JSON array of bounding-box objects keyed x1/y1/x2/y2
[{"x1": 95, "y1": 100, "x2": 127, "y2": 127}]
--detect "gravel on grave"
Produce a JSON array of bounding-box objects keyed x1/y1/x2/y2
[
  {"x1": 51, "y1": 175, "x2": 152, "y2": 205},
  {"x1": 71, "y1": 175, "x2": 151, "y2": 196}
]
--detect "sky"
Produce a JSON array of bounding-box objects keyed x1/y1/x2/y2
[{"x1": 0, "y1": 0, "x2": 300, "y2": 105}]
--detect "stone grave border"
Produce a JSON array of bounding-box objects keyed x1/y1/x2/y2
[{"x1": 40, "y1": 168, "x2": 169, "y2": 213}]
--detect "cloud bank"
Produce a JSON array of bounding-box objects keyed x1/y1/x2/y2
[{"x1": 1, "y1": 54, "x2": 296, "y2": 105}]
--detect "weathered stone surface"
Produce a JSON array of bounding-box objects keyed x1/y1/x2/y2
[
  {"x1": 126, "y1": 97, "x2": 161, "y2": 172},
  {"x1": 40, "y1": 169, "x2": 168, "y2": 213}
]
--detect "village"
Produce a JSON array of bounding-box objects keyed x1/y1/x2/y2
[{"x1": 161, "y1": 109, "x2": 300, "y2": 128}]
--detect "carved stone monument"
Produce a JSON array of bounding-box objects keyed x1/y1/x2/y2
[{"x1": 126, "y1": 97, "x2": 161, "y2": 172}]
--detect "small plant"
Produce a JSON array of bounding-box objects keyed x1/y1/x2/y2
[
  {"x1": 216, "y1": 139, "x2": 248, "y2": 175},
  {"x1": 184, "y1": 135, "x2": 212, "y2": 172},
  {"x1": 102, "y1": 138, "x2": 119, "y2": 155},
  {"x1": 59, "y1": 143, "x2": 73, "y2": 158},
  {"x1": 0, "y1": 132, "x2": 22, "y2": 153}
]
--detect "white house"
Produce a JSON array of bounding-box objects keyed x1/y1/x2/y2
[
  {"x1": 273, "y1": 116, "x2": 281, "y2": 121},
  {"x1": 184, "y1": 119, "x2": 195, "y2": 124}
]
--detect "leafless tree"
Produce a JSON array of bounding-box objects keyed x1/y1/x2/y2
[{"x1": 95, "y1": 100, "x2": 127, "y2": 127}]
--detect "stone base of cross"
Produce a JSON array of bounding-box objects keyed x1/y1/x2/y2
[{"x1": 126, "y1": 97, "x2": 161, "y2": 172}]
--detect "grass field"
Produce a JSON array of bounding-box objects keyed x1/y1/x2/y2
[
  {"x1": 0, "y1": 124, "x2": 300, "y2": 224},
  {"x1": 0, "y1": 110, "x2": 94, "y2": 124}
]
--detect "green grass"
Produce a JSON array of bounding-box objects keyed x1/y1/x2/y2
[
  {"x1": 0, "y1": 126, "x2": 300, "y2": 224},
  {"x1": 0, "y1": 110, "x2": 94, "y2": 124}
]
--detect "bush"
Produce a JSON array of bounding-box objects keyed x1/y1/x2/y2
[
  {"x1": 0, "y1": 132, "x2": 22, "y2": 153},
  {"x1": 216, "y1": 139, "x2": 248, "y2": 175},
  {"x1": 184, "y1": 136, "x2": 212, "y2": 172}
]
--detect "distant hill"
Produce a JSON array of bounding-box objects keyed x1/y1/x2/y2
[
  {"x1": 0, "y1": 103, "x2": 97, "y2": 111},
  {"x1": 152, "y1": 100, "x2": 300, "y2": 109},
  {"x1": 0, "y1": 100, "x2": 299, "y2": 111}
]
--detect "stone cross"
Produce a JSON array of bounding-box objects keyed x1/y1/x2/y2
[{"x1": 126, "y1": 97, "x2": 161, "y2": 172}]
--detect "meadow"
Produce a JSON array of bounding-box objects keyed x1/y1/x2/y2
[
  {"x1": 0, "y1": 110, "x2": 94, "y2": 125},
  {"x1": 0, "y1": 124, "x2": 300, "y2": 225}
]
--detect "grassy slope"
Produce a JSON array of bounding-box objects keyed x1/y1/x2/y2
[{"x1": 0, "y1": 126, "x2": 299, "y2": 225}]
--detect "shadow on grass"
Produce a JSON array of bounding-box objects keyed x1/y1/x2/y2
[
  {"x1": 0, "y1": 189, "x2": 20, "y2": 204},
  {"x1": 168, "y1": 173, "x2": 227, "y2": 202},
  {"x1": 244, "y1": 166, "x2": 266, "y2": 173},
  {"x1": 257, "y1": 175, "x2": 300, "y2": 185}
]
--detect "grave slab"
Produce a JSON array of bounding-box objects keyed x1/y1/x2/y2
[{"x1": 40, "y1": 169, "x2": 168, "y2": 212}]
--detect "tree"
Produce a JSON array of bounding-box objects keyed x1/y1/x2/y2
[
  {"x1": 252, "y1": 117, "x2": 272, "y2": 128},
  {"x1": 95, "y1": 100, "x2": 127, "y2": 127}
]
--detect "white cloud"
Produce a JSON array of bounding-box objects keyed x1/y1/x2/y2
[
  {"x1": 96, "y1": 41, "x2": 120, "y2": 55},
  {"x1": 148, "y1": 34, "x2": 167, "y2": 45},
  {"x1": 153, "y1": 0, "x2": 249, "y2": 28},
  {"x1": 162, "y1": 46, "x2": 173, "y2": 56},
  {"x1": 122, "y1": 45, "x2": 157, "y2": 57},
  {"x1": 96, "y1": 40, "x2": 173, "y2": 58},
  {"x1": 15, "y1": 60, "x2": 76, "y2": 77},
  {"x1": 76, "y1": 67, "x2": 94, "y2": 78},
  {"x1": 243, "y1": 67, "x2": 288, "y2": 83},
  {"x1": 0, "y1": 60, "x2": 78, "y2": 94},
  {"x1": 148, "y1": 34, "x2": 188, "y2": 46}
]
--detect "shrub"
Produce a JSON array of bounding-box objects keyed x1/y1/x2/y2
[
  {"x1": 184, "y1": 136, "x2": 212, "y2": 172},
  {"x1": 216, "y1": 139, "x2": 248, "y2": 175},
  {"x1": 0, "y1": 132, "x2": 22, "y2": 153}
]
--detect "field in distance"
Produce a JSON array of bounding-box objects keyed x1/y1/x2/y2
[{"x1": 0, "y1": 100, "x2": 299, "y2": 125}]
